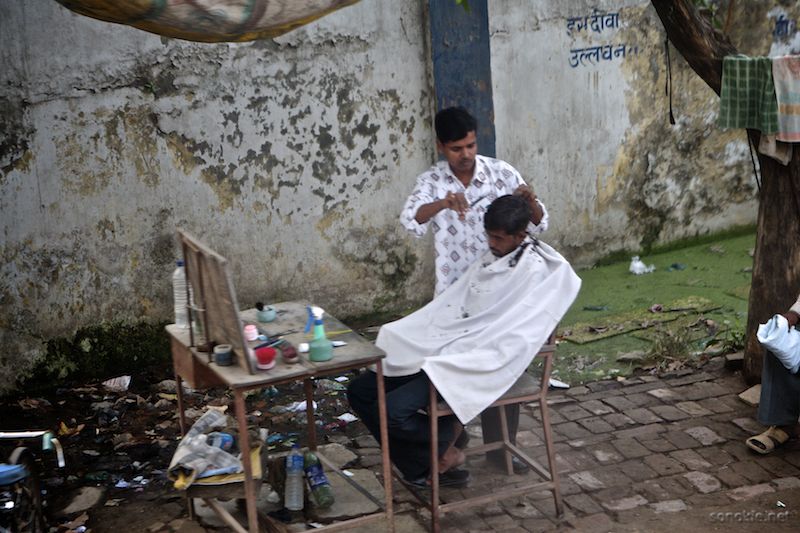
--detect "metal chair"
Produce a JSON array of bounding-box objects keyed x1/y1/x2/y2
[{"x1": 401, "y1": 333, "x2": 562, "y2": 533}]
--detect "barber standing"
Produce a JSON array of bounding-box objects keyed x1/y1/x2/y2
[{"x1": 399, "y1": 106, "x2": 548, "y2": 472}]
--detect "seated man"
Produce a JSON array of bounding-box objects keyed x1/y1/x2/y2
[
  {"x1": 347, "y1": 195, "x2": 581, "y2": 486},
  {"x1": 746, "y1": 295, "x2": 800, "y2": 453}
]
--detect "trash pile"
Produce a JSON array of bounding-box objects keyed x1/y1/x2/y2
[{"x1": 0, "y1": 366, "x2": 368, "y2": 532}]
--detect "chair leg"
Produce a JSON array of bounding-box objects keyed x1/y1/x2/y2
[
  {"x1": 539, "y1": 394, "x2": 563, "y2": 517},
  {"x1": 429, "y1": 382, "x2": 440, "y2": 533},
  {"x1": 498, "y1": 405, "x2": 513, "y2": 476}
]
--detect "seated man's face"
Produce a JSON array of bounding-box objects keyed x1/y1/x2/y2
[{"x1": 486, "y1": 229, "x2": 525, "y2": 257}]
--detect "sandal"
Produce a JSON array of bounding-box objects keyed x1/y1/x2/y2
[{"x1": 746, "y1": 426, "x2": 791, "y2": 454}]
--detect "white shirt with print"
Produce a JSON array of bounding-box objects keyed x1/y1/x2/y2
[{"x1": 400, "y1": 155, "x2": 548, "y2": 295}]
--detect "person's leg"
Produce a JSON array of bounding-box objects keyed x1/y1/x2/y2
[
  {"x1": 757, "y1": 350, "x2": 800, "y2": 428},
  {"x1": 481, "y1": 404, "x2": 519, "y2": 463},
  {"x1": 347, "y1": 371, "x2": 426, "y2": 479},
  {"x1": 748, "y1": 350, "x2": 800, "y2": 453},
  {"x1": 383, "y1": 372, "x2": 455, "y2": 453},
  {"x1": 347, "y1": 371, "x2": 457, "y2": 480}
]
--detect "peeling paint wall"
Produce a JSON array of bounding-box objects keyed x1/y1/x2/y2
[
  {"x1": 4, "y1": 0, "x2": 799, "y2": 392},
  {"x1": 490, "y1": 0, "x2": 800, "y2": 265},
  {"x1": 0, "y1": 0, "x2": 435, "y2": 391}
]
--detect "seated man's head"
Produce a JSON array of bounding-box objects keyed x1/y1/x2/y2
[
  {"x1": 484, "y1": 195, "x2": 531, "y2": 257},
  {"x1": 435, "y1": 107, "x2": 477, "y2": 176}
]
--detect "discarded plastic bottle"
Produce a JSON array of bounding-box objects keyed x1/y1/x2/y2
[
  {"x1": 304, "y1": 450, "x2": 334, "y2": 509},
  {"x1": 284, "y1": 445, "x2": 304, "y2": 511},
  {"x1": 172, "y1": 260, "x2": 189, "y2": 328}
]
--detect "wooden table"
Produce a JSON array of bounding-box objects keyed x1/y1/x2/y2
[{"x1": 166, "y1": 301, "x2": 393, "y2": 533}]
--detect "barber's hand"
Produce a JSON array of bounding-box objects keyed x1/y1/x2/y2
[
  {"x1": 513, "y1": 185, "x2": 538, "y2": 210},
  {"x1": 783, "y1": 311, "x2": 800, "y2": 328},
  {"x1": 442, "y1": 192, "x2": 468, "y2": 220}
]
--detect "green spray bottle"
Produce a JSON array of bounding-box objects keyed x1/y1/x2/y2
[{"x1": 305, "y1": 305, "x2": 333, "y2": 362}]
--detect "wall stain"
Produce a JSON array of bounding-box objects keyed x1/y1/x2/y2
[
  {"x1": 0, "y1": 96, "x2": 33, "y2": 177},
  {"x1": 333, "y1": 226, "x2": 419, "y2": 310},
  {"x1": 166, "y1": 132, "x2": 205, "y2": 175},
  {"x1": 1, "y1": 16, "x2": 434, "y2": 392},
  {"x1": 611, "y1": 3, "x2": 761, "y2": 251},
  {"x1": 96, "y1": 218, "x2": 116, "y2": 240}
]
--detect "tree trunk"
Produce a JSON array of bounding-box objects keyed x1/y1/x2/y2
[
  {"x1": 745, "y1": 152, "x2": 800, "y2": 383},
  {"x1": 651, "y1": 0, "x2": 800, "y2": 383}
]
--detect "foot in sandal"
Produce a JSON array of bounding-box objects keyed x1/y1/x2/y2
[
  {"x1": 746, "y1": 425, "x2": 795, "y2": 454},
  {"x1": 438, "y1": 445, "x2": 466, "y2": 473}
]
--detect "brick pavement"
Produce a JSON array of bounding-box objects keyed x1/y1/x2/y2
[
  {"x1": 178, "y1": 357, "x2": 800, "y2": 532},
  {"x1": 347, "y1": 357, "x2": 800, "y2": 531}
]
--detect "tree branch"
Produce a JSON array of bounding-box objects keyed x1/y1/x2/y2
[{"x1": 651, "y1": 0, "x2": 738, "y2": 95}]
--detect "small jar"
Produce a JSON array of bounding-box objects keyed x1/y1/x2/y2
[
  {"x1": 243, "y1": 324, "x2": 259, "y2": 342},
  {"x1": 214, "y1": 344, "x2": 233, "y2": 366},
  {"x1": 257, "y1": 306, "x2": 277, "y2": 322}
]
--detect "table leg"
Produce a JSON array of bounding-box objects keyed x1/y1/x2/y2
[
  {"x1": 375, "y1": 362, "x2": 394, "y2": 532},
  {"x1": 175, "y1": 374, "x2": 187, "y2": 436},
  {"x1": 305, "y1": 378, "x2": 317, "y2": 451},
  {"x1": 235, "y1": 390, "x2": 259, "y2": 533}
]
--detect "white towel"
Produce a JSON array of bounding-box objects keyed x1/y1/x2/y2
[{"x1": 757, "y1": 314, "x2": 800, "y2": 374}]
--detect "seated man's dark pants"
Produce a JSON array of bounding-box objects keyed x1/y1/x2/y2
[
  {"x1": 347, "y1": 371, "x2": 457, "y2": 480},
  {"x1": 481, "y1": 405, "x2": 520, "y2": 463},
  {"x1": 758, "y1": 350, "x2": 800, "y2": 427}
]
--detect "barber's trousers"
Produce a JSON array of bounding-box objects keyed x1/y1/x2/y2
[
  {"x1": 482, "y1": 404, "x2": 520, "y2": 463},
  {"x1": 346, "y1": 371, "x2": 457, "y2": 480},
  {"x1": 758, "y1": 350, "x2": 800, "y2": 426}
]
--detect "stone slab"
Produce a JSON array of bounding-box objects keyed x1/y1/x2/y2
[
  {"x1": 569, "y1": 471, "x2": 606, "y2": 491},
  {"x1": 731, "y1": 417, "x2": 763, "y2": 435},
  {"x1": 316, "y1": 469, "x2": 383, "y2": 520},
  {"x1": 601, "y1": 494, "x2": 648, "y2": 512},
  {"x1": 727, "y1": 483, "x2": 775, "y2": 501},
  {"x1": 650, "y1": 499, "x2": 687, "y2": 513},
  {"x1": 684, "y1": 426, "x2": 726, "y2": 446},
  {"x1": 683, "y1": 471, "x2": 722, "y2": 494},
  {"x1": 670, "y1": 449, "x2": 712, "y2": 470},
  {"x1": 738, "y1": 385, "x2": 761, "y2": 407},
  {"x1": 675, "y1": 401, "x2": 713, "y2": 417},
  {"x1": 57, "y1": 486, "x2": 107, "y2": 516},
  {"x1": 318, "y1": 442, "x2": 359, "y2": 469}
]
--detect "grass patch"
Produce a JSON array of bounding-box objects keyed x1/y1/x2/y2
[{"x1": 554, "y1": 232, "x2": 755, "y2": 385}]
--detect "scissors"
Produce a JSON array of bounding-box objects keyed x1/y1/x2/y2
[{"x1": 469, "y1": 194, "x2": 488, "y2": 208}]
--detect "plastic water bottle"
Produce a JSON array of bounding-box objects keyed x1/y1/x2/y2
[
  {"x1": 172, "y1": 260, "x2": 188, "y2": 328},
  {"x1": 284, "y1": 445, "x2": 304, "y2": 511},
  {"x1": 304, "y1": 450, "x2": 334, "y2": 508}
]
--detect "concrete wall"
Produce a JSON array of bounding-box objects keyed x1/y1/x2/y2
[
  {"x1": 0, "y1": 0, "x2": 435, "y2": 390},
  {"x1": 490, "y1": 0, "x2": 800, "y2": 264},
  {"x1": 3, "y1": 0, "x2": 800, "y2": 392}
]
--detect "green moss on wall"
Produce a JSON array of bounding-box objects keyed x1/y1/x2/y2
[{"x1": 19, "y1": 321, "x2": 171, "y2": 394}]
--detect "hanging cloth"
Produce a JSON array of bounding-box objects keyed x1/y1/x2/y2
[
  {"x1": 718, "y1": 55, "x2": 779, "y2": 134},
  {"x1": 772, "y1": 55, "x2": 800, "y2": 142}
]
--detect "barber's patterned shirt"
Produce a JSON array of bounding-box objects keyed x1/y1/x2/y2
[{"x1": 400, "y1": 155, "x2": 548, "y2": 296}]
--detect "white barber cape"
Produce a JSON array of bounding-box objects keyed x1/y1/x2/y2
[{"x1": 376, "y1": 237, "x2": 581, "y2": 424}]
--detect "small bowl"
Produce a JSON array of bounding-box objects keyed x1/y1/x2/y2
[
  {"x1": 257, "y1": 306, "x2": 277, "y2": 323},
  {"x1": 255, "y1": 346, "x2": 277, "y2": 370}
]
